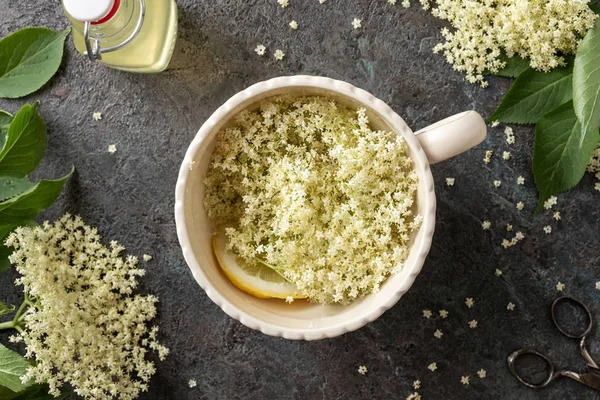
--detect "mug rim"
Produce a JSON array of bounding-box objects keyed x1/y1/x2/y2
[{"x1": 174, "y1": 75, "x2": 436, "y2": 340}]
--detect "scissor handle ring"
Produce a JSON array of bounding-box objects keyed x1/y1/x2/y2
[
  {"x1": 508, "y1": 349, "x2": 556, "y2": 388},
  {"x1": 551, "y1": 296, "x2": 593, "y2": 339}
]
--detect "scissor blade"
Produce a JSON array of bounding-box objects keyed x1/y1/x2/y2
[{"x1": 576, "y1": 369, "x2": 600, "y2": 391}]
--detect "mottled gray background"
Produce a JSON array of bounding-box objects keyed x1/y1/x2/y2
[{"x1": 1, "y1": 1, "x2": 600, "y2": 399}]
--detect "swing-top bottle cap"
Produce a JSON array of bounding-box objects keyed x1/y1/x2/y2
[{"x1": 63, "y1": 0, "x2": 115, "y2": 22}]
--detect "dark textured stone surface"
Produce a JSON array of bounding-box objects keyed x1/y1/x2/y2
[{"x1": 1, "y1": 1, "x2": 600, "y2": 399}]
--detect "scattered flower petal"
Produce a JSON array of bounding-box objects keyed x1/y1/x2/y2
[
  {"x1": 188, "y1": 379, "x2": 197, "y2": 388},
  {"x1": 278, "y1": 0, "x2": 289, "y2": 7},
  {"x1": 556, "y1": 282, "x2": 565, "y2": 292},
  {"x1": 433, "y1": 329, "x2": 443, "y2": 339},
  {"x1": 439, "y1": 309, "x2": 448, "y2": 318},
  {"x1": 461, "y1": 376, "x2": 470, "y2": 385},
  {"x1": 502, "y1": 151, "x2": 511, "y2": 160},
  {"x1": 516, "y1": 201, "x2": 525, "y2": 210},
  {"x1": 553, "y1": 212, "x2": 561, "y2": 221},
  {"x1": 468, "y1": 319, "x2": 478, "y2": 329},
  {"x1": 517, "y1": 176, "x2": 525, "y2": 185},
  {"x1": 477, "y1": 369, "x2": 487, "y2": 378},
  {"x1": 92, "y1": 112, "x2": 102, "y2": 121},
  {"x1": 495, "y1": 269, "x2": 502, "y2": 277},
  {"x1": 142, "y1": 254, "x2": 152, "y2": 262},
  {"x1": 446, "y1": 177, "x2": 455, "y2": 186},
  {"x1": 108, "y1": 144, "x2": 117, "y2": 153},
  {"x1": 352, "y1": 18, "x2": 362, "y2": 29},
  {"x1": 507, "y1": 302, "x2": 515, "y2": 311},
  {"x1": 428, "y1": 362, "x2": 437, "y2": 372},
  {"x1": 543, "y1": 225, "x2": 552, "y2": 234},
  {"x1": 493, "y1": 180, "x2": 501, "y2": 188},
  {"x1": 423, "y1": 309, "x2": 433, "y2": 318},
  {"x1": 274, "y1": 49, "x2": 285, "y2": 60},
  {"x1": 413, "y1": 380, "x2": 421, "y2": 389},
  {"x1": 482, "y1": 221, "x2": 491, "y2": 230},
  {"x1": 358, "y1": 365, "x2": 368, "y2": 375},
  {"x1": 289, "y1": 20, "x2": 298, "y2": 29}
]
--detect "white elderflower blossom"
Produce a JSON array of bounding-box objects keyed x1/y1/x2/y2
[
  {"x1": 477, "y1": 369, "x2": 487, "y2": 378},
  {"x1": 402, "y1": 0, "x2": 410, "y2": 7},
  {"x1": 352, "y1": 18, "x2": 362, "y2": 29},
  {"x1": 92, "y1": 111, "x2": 102, "y2": 121},
  {"x1": 507, "y1": 302, "x2": 515, "y2": 311},
  {"x1": 516, "y1": 201, "x2": 525, "y2": 210},
  {"x1": 503, "y1": 151, "x2": 511, "y2": 160},
  {"x1": 495, "y1": 269, "x2": 502, "y2": 277},
  {"x1": 278, "y1": 0, "x2": 289, "y2": 7},
  {"x1": 358, "y1": 365, "x2": 368, "y2": 375},
  {"x1": 255, "y1": 44, "x2": 266, "y2": 56},
  {"x1": 188, "y1": 379, "x2": 197, "y2": 388},
  {"x1": 289, "y1": 20, "x2": 298, "y2": 29},
  {"x1": 428, "y1": 362, "x2": 437, "y2": 372},
  {"x1": 446, "y1": 177, "x2": 455, "y2": 186},
  {"x1": 439, "y1": 309, "x2": 448, "y2": 318},
  {"x1": 468, "y1": 319, "x2": 478, "y2": 329},
  {"x1": 423, "y1": 309, "x2": 433, "y2": 318},
  {"x1": 544, "y1": 196, "x2": 558, "y2": 210},
  {"x1": 434, "y1": 329, "x2": 443, "y2": 339},
  {"x1": 274, "y1": 49, "x2": 285, "y2": 60},
  {"x1": 388, "y1": 0, "x2": 397, "y2": 4},
  {"x1": 481, "y1": 221, "x2": 491, "y2": 230},
  {"x1": 543, "y1": 225, "x2": 552, "y2": 234},
  {"x1": 490, "y1": 120, "x2": 500, "y2": 128},
  {"x1": 413, "y1": 380, "x2": 421, "y2": 389},
  {"x1": 5, "y1": 215, "x2": 168, "y2": 400},
  {"x1": 108, "y1": 144, "x2": 117, "y2": 153},
  {"x1": 493, "y1": 180, "x2": 501, "y2": 188},
  {"x1": 556, "y1": 282, "x2": 565, "y2": 292},
  {"x1": 422, "y1": 0, "x2": 597, "y2": 86},
  {"x1": 461, "y1": 376, "x2": 470, "y2": 385},
  {"x1": 517, "y1": 176, "x2": 525, "y2": 185},
  {"x1": 204, "y1": 97, "x2": 420, "y2": 304},
  {"x1": 483, "y1": 150, "x2": 493, "y2": 164},
  {"x1": 465, "y1": 297, "x2": 474, "y2": 308}
]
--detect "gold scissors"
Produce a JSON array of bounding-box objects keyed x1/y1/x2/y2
[{"x1": 508, "y1": 297, "x2": 600, "y2": 391}]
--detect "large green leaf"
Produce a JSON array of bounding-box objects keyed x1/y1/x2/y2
[
  {"x1": 533, "y1": 102, "x2": 600, "y2": 214},
  {"x1": 11, "y1": 385, "x2": 71, "y2": 400},
  {"x1": 0, "y1": 27, "x2": 70, "y2": 99},
  {"x1": 0, "y1": 177, "x2": 35, "y2": 202},
  {"x1": 0, "y1": 167, "x2": 73, "y2": 225},
  {"x1": 573, "y1": 18, "x2": 600, "y2": 138},
  {"x1": 0, "y1": 103, "x2": 47, "y2": 178},
  {"x1": 0, "y1": 111, "x2": 12, "y2": 151},
  {"x1": 488, "y1": 66, "x2": 573, "y2": 124},
  {"x1": 491, "y1": 56, "x2": 531, "y2": 78},
  {"x1": 0, "y1": 344, "x2": 33, "y2": 393},
  {"x1": 0, "y1": 301, "x2": 15, "y2": 318},
  {"x1": 0, "y1": 244, "x2": 12, "y2": 272}
]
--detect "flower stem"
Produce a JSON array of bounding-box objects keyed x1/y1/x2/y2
[{"x1": 0, "y1": 295, "x2": 31, "y2": 332}]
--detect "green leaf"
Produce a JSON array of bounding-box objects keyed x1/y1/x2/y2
[
  {"x1": 491, "y1": 56, "x2": 531, "y2": 78},
  {"x1": 573, "y1": 17, "x2": 600, "y2": 137},
  {"x1": 0, "y1": 177, "x2": 35, "y2": 202},
  {"x1": 0, "y1": 385, "x2": 19, "y2": 400},
  {"x1": 488, "y1": 66, "x2": 573, "y2": 124},
  {"x1": 0, "y1": 27, "x2": 70, "y2": 99},
  {"x1": 0, "y1": 103, "x2": 47, "y2": 178},
  {"x1": 533, "y1": 102, "x2": 600, "y2": 214},
  {"x1": 0, "y1": 166, "x2": 73, "y2": 225},
  {"x1": 0, "y1": 344, "x2": 33, "y2": 393},
  {"x1": 590, "y1": 3, "x2": 600, "y2": 14},
  {"x1": 0, "y1": 301, "x2": 15, "y2": 318},
  {"x1": 0, "y1": 111, "x2": 12, "y2": 151}
]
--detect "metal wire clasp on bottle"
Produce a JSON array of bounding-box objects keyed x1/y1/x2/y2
[{"x1": 83, "y1": 0, "x2": 146, "y2": 61}]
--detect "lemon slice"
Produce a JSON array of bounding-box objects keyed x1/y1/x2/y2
[{"x1": 212, "y1": 227, "x2": 305, "y2": 300}]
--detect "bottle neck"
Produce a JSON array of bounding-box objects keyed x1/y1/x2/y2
[{"x1": 64, "y1": 0, "x2": 138, "y2": 46}]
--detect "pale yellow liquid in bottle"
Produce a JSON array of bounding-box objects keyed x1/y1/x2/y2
[{"x1": 66, "y1": 0, "x2": 178, "y2": 73}]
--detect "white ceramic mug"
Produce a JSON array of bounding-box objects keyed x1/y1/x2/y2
[{"x1": 175, "y1": 76, "x2": 486, "y2": 340}]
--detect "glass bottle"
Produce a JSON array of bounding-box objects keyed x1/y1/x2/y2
[{"x1": 62, "y1": 0, "x2": 178, "y2": 73}]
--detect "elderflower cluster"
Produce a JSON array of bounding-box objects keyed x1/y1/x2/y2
[
  {"x1": 6, "y1": 215, "x2": 168, "y2": 400},
  {"x1": 587, "y1": 142, "x2": 600, "y2": 192},
  {"x1": 408, "y1": 0, "x2": 597, "y2": 85},
  {"x1": 204, "y1": 96, "x2": 421, "y2": 304}
]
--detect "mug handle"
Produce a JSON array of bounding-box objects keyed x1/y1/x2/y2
[{"x1": 414, "y1": 111, "x2": 487, "y2": 164}]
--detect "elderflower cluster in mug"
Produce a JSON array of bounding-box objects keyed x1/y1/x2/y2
[
  {"x1": 6, "y1": 215, "x2": 169, "y2": 400},
  {"x1": 204, "y1": 96, "x2": 421, "y2": 304},
  {"x1": 409, "y1": 0, "x2": 597, "y2": 85}
]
